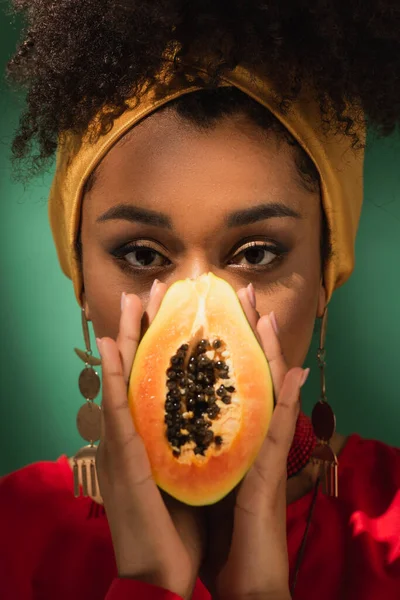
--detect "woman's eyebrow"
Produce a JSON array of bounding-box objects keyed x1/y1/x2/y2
[
  {"x1": 226, "y1": 203, "x2": 301, "y2": 227},
  {"x1": 96, "y1": 204, "x2": 173, "y2": 229},
  {"x1": 96, "y1": 201, "x2": 300, "y2": 229}
]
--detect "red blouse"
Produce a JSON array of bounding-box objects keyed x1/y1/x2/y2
[{"x1": 0, "y1": 434, "x2": 399, "y2": 599}]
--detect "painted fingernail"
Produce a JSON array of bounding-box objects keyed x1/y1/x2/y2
[
  {"x1": 247, "y1": 283, "x2": 256, "y2": 309},
  {"x1": 150, "y1": 279, "x2": 159, "y2": 299},
  {"x1": 269, "y1": 311, "x2": 279, "y2": 336},
  {"x1": 121, "y1": 291, "x2": 126, "y2": 312},
  {"x1": 300, "y1": 368, "x2": 310, "y2": 387},
  {"x1": 96, "y1": 337, "x2": 103, "y2": 354}
]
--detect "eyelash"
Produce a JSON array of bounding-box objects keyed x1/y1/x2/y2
[{"x1": 111, "y1": 239, "x2": 288, "y2": 274}]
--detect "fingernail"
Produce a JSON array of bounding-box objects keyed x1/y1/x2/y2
[
  {"x1": 150, "y1": 279, "x2": 159, "y2": 299},
  {"x1": 269, "y1": 311, "x2": 279, "y2": 336},
  {"x1": 121, "y1": 291, "x2": 126, "y2": 312},
  {"x1": 96, "y1": 337, "x2": 103, "y2": 354},
  {"x1": 300, "y1": 368, "x2": 310, "y2": 387},
  {"x1": 247, "y1": 283, "x2": 256, "y2": 309}
]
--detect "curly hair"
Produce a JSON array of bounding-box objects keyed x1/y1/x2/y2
[{"x1": 5, "y1": 0, "x2": 400, "y2": 177}]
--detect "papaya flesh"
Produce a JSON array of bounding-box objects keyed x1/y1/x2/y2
[{"x1": 128, "y1": 273, "x2": 274, "y2": 506}]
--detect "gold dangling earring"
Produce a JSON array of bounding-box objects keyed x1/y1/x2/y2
[
  {"x1": 311, "y1": 307, "x2": 339, "y2": 498},
  {"x1": 72, "y1": 307, "x2": 103, "y2": 504}
]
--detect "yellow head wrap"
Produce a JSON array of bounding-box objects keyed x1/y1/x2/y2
[{"x1": 48, "y1": 61, "x2": 365, "y2": 308}]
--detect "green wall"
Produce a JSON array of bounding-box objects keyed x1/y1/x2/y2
[{"x1": 0, "y1": 9, "x2": 399, "y2": 477}]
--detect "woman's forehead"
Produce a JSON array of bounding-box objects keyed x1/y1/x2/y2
[{"x1": 83, "y1": 110, "x2": 317, "y2": 222}]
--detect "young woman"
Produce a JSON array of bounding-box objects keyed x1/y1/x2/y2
[{"x1": 1, "y1": 2, "x2": 400, "y2": 599}]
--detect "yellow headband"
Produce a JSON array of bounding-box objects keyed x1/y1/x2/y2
[{"x1": 48, "y1": 62, "x2": 365, "y2": 307}]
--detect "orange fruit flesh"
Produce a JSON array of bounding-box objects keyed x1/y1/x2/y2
[{"x1": 128, "y1": 273, "x2": 273, "y2": 506}]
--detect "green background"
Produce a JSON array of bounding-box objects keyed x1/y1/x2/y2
[{"x1": 0, "y1": 9, "x2": 399, "y2": 477}]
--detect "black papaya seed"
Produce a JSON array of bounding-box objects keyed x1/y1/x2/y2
[
  {"x1": 204, "y1": 430, "x2": 214, "y2": 445},
  {"x1": 198, "y1": 355, "x2": 210, "y2": 367},
  {"x1": 186, "y1": 397, "x2": 196, "y2": 409},
  {"x1": 207, "y1": 404, "x2": 220, "y2": 418},
  {"x1": 195, "y1": 403, "x2": 207, "y2": 415}
]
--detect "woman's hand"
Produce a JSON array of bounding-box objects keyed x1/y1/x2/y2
[
  {"x1": 201, "y1": 286, "x2": 309, "y2": 600},
  {"x1": 95, "y1": 282, "x2": 205, "y2": 600}
]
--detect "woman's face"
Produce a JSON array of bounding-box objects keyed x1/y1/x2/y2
[{"x1": 81, "y1": 109, "x2": 326, "y2": 368}]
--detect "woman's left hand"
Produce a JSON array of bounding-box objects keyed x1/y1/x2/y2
[{"x1": 201, "y1": 287, "x2": 309, "y2": 600}]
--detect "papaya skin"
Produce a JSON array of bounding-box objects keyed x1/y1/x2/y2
[{"x1": 128, "y1": 273, "x2": 274, "y2": 506}]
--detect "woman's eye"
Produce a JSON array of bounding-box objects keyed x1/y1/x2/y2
[
  {"x1": 122, "y1": 246, "x2": 170, "y2": 268},
  {"x1": 231, "y1": 244, "x2": 278, "y2": 268}
]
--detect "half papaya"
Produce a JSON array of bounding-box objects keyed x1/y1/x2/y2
[{"x1": 128, "y1": 272, "x2": 273, "y2": 506}]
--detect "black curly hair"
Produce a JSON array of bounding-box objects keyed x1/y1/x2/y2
[{"x1": 5, "y1": 0, "x2": 400, "y2": 179}]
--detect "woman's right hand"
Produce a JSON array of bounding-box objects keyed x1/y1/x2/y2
[{"x1": 95, "y1": 282, "x2": 205, "y2": 600}]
